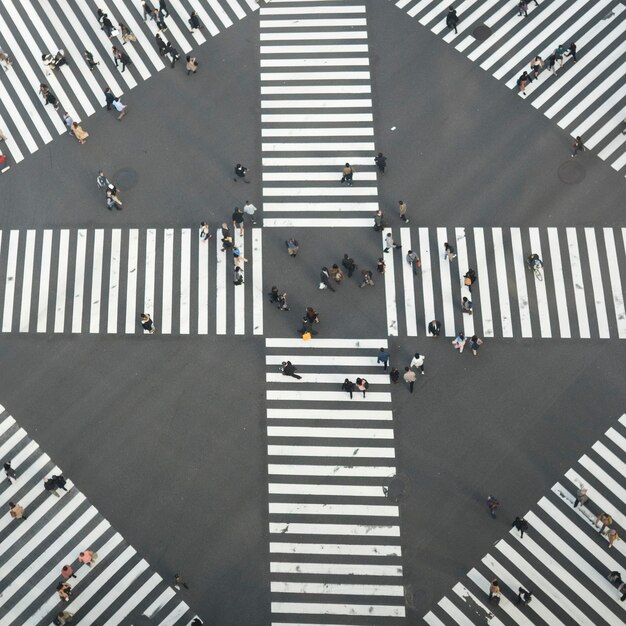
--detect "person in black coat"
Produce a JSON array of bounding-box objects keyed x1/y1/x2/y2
[
  {"x1": 281, "y1": 361, "x2": 302, "y2": 380},
  {"x1": 342, "y1": 379, "x2": 355, "y2": 399},
  {"x1": 446, "y1": 7, "x2": 459, "y2": 34}
]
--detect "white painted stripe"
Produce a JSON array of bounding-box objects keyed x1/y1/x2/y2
[
  {"x1": 267, "y1": 408, "x2": 393, "y2": 420},
  {"x1": 566, "y1": 228, "x2": 590, "y2": 338},
  {"x1": 424, "y1": 612, "x2": 447, "y2": 626},
  {"x1": 264, "y1": 219, "x2": 375, "y2": 228},
  {"x1": 180, "y1": 228, "x2": 191, "y2": 334},
  {"x1": 267, "y1": 390, "x2": 391, "y2": 402},
  {"x1": 216, "y1": 228, "x2": 227, "y2": 334},
  {"x1": 107, "y1": 229, "x2": 121, "y2": 334},
  {"x1": 262, "y1": 121, "x2": 373, "y2": 131},
  {"x1": 264, "y1": 202, "x2": 377, "y2": 212},
  {"x1": 270, "y1": 562, "x2": 402, "y2": 576},
  {"x1": 263, "y1": 172, "x2": 377, "y2": 182},
  {"x1": 157, "y1": 602, "x2": 192, "y2": 626},
  {"x1": 261, "y1": 58, "x2": 370, "y2": 67},
  {"x1": 382, "y1": 229, "x2": 398, "y2": 336},
  {"x1": 401, "y1": 229, "x2": 417, "y2": 336},
  {"x1": 269, "y1": 484, "x2": 385, "y2": 496},
  {"x1": 261, "y1": 31, "x2": 368, "y2": 41},
  {"x1": 578, "y1": 454, "x2": 626, "y2": 505},
  {"x1": 266, "y1": 373, "x2": 388, "y2": 384},
  {"x1": 436, "y1": 228, "x2": 455, "y2": 337},
  {"x1": 188, "y1": 0, "x2": 220, "y2": 36},
  {"x1": 269, "y1": 503, "x2": 399, "y2": 517},
  {"x1": 271, "y1": 581, "x2": 404, "y2": 595},
  {"x1": 253, "y1": 229, "x2": 263, "y2": 335},
  {"x1": 103, "y1": 573, "x2": 161, "y2": 626},
  {"x1": 269, "y1": 523, "x2": 398, "y2": 537},
  {"x1": 223, "y1": 0, "x2": 246, "y2": 21},
  {"x1": 206, "y1": 0, "x2": 234, "y2": 27},
  {"x1": 266, "y1": 338, "x2": 386, "y2": 348},
  {"x1": 262, "y1": 128, "x2": 374, "y2": 138},
  {"x1": 261, "y1": 45, "x2": 369, "y2": 54},
  {"x1": 271, "y1": 602, "x2": 404, "y2": 617},
  {"x1": 584, "y1": 228, "x2": 610, "y2": 338},
  {"x1": 162, "y1": 229, "x2": 174, "y2": 334},
  {"x1": 261, "y1": 99, "x2": 372, "y2": 109},
  {"x1": 269, "y1": 542, "x2": 401, "y2": 556},
  {"x1": 418, "y1": 227, "x2": 436, "y2": 335},
  {"x1": 266, "y1": 355, "x2": 378, "y2": 365},
  {"x1": 145, "y1": 229, "x2": 156, "y2": 324},
  {"x1": 0, "y1": 415, "x2": 16, "y2": 437},
  {"x1": 261, "y1": 18, "x2": 367, "y2": 27},
  {"x1": 234, "y1": 230, "x2": 245, "y2": 335},
  {"x1": 612, "y1": 149, "x2": 626, "y2": 172},
  {"x1": 529, "y1": 228, "x2": 551, "y2": 337},
  {"x1": 606, "y1": 427, "x2": 626, "y2": 455},
  {"x1": 510, "y1": 227, "x2": 532, "y2": 337},
  {"x1": 438, "y1": 596, "x2": 474, "y2": 625},
  {"x1": 267, "y1": 446, "x2": 395, "y2": 458},
  {"x1": 19, "y1": 230, "x2": 36, "y2": 332},
  {"x1": 125, "y1": 230, "x2": 139, "y2": 334},
  {"x1": 262, "y1": 142, "x2": 376, "y2": 153},
  {"x1": 268, "y1": 465, "x2": 396, "y2": 477},
  {"x1": 492, "y1": 227, "x2": 513, "y2": 337},
  {"x1": 455, "y1": 227, "x2": 474, "y2": 337},
  {"x1": 591, "y1": 442, "x2": 626, "y2": 487},
  {"x1": 89, "y1": 229, "x2": 104, "y2": 333},
  {"x1": 54, "y1": 230, "x2": 69, "y2": 333},
  {"x1": 260, "y1": 6, "x2": 367, "y2": 15},
  {"x1": 2, "y1": 231, "x2": 19, "y2": 332},
  {"x1": 268, "y1": 426, "x2": 394, "y2": 439},
  {"x1": 36, "y1": 230, "x2": 52, "y2": 333},
  {"x1": 198, "y1": 229, "x2": 209, "y2": 335},
  {"x1": 547, "y1": 228, "x2": 570, "y2": 338},
  {"x1": 71, "y1": 229, "x2": 87, "y2": 334},
  {"x1": 261, "y1": 72, "x2": 370, "y2": 82},
  {"x1": 262, "y1": 85, "x2": 371, "y2": 96},
  {"x1": 598, "y1": 133, "x2": 626, "y2": 160},
  {"x1": 453, "y1": 583, "x2": 506, "y2": 626},
  {"x1": 143, "y1": 589, "x2": 176, "y2": 619},
  {"x1": 473, "y1": 227, "x2": 493, "y2": 337},
  {"x1": 586, "y1": 110, "x2": 626, "y2": 150}
]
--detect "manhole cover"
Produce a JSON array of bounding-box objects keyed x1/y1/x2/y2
[
  {"x1": 557, "y1": 160, "x2": 586, "y2": 184},
  {"x1": 405, "y1": 585, "x2": 426, "y2": 610},
  {"x1": 113, "y1": 167, "x2": 139, "y2": 190},
  {"x1": 385, "y1": 474, "x2": 410, "y2": 502},
  {"x1": 473, "y1": 24, "x2": 492, "y2": 40}
]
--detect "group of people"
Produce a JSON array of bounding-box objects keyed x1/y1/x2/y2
[
  {"x1": 97, "y1": 170, "x2": 123, "y2": 210},
  {"x1": 517, "y1": 42, "x2": 577, "y2": 95}
]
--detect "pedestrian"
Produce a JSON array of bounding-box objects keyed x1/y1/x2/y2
[
  {"x1": 44, "y1": 477, "x2": 60, "y2": 497},
  {"x1": 607, "y1": 528, "x2": 620, "y2": 549},
  {"x1": 191, "y1": 620, "x2": 203, "y2": 626},
  {"x1": 342, "y1": 378, "x2": 355, "y2": 399},
  {"x1": 234, "y1": 163, "x2": 250, "y2": 183},
  {"x1": 112, "y1": 97, "x2": 127, "y2": 120},
  {"x1": 233, "y1": 266, "x2": 244, "y2": 285},
  {"x1": 281, "y1": 361, "x2": 302, "y2": 380},
  {"x1": 276, "y1": 292, "x2": 289, "y2": 311},
  {"x1": 428, "y1": 320, "x2": 442, "y2": 336},
  {"x1": 142, "y1": 2, "x2": 153, "y2": 21},
  {"x1": 269, "y1": 286, "x2": 280, "y2": 304},
  {"x1": 512, "y1": 516, "x2": 529, "y2": 538},
  {"x1": 410, "y1": 353, "x2": 425, "y2": 375},
  {"x1": 243, "y1": 201, "x2": 257, "y2": 224},
  {"x1": 298, "y1": 307, "x2": 319, "y2": 336},
  {"x1": 444, "y1": 242, "x2": 456, "y2": 260},
  {"x1": 389, "y1": 368, "x2": 400, "y2": 384},
  {"x1": 487, "y1": 495, "x2": 500, "y2": 518},
  {"x1": 356, "y1": 378, "x2": 369, "y2": 397},
  {"x1": 233, "y1": 249, "x2": 247, "y2": 271},
  {"x1": 173, "y1": 573, "x2": 189, "y2": 590},
  {"x1": 57, "y1": 582, "x2": 72, "y2": 602},
  {"x1": 596, "y1": 513, "x2": 613, "y2": 534},
  {"x1": 141, "y1": 313, "x2": 156, "y2": 334},
  {"x1": 99, "y1": 11, "x2": 115, "y2": 37},
  {"x1": 104, "y1": 87, "x2": 116, "y2": 111},
  {"x1": 518, "y1": 1, "x2": 528, "y2": 17},
  {"x1": 119, "y1": 22, "x2": 137, "y2": 44},
  {"x1": 159, "y1": 0, "x2": 170, "y2": 17},
  {"x1": 516, "y1": 587, "x2": 533, "y2": 604},
  {"x1": 462, "y1": 296, "x2": 473, "y2": 315},
  {"x1": 376, "y1": 258, "x2": 386, "y2": 274},
  {"x1": 374, "y1": 152, "x2": 387, "y2": 174},
  {"x1": 374, "y1": 209, "x2": 385, "y2": 232},
  {"x1": 571, "y1": 136, "x2": 585, "y2": 157},
  {"x1": 199, "y1": 222, "x2": 211, "y2": 243},
  {"x1": 155, "y1": 34, "x2": 167, "y2": 56},
  {"x1": 530, "y1": 55, "x2": 543, "y2": 80},
  {"x1": 565, "y1": 41, "x2": 578, "y2": 63},
  {"x1": 107, "y1": 190, "x2": 122, "y2": 210},
  {"x1": 112, "y1": 46, "x2": 132, "y2": 73},
  {"x1": 489, "y1": 579, "x2": 501, "y2": 604},
  {"x1": 452, "y1": 331, "x2": 466, "y2": 352},
  {"x1": 383, "y1": 232, "x2": 401, "y2": 253},
  {"x1": 340, "y1": 162, "x2": 354, "y2": 185},
  {"x1": 188, "y1": 10, "x2": 203, "y2": 32},
  {"x1": 342, "y1": 254, "x2": 356, "y2": 277},
  {"x1": 403, "y1": 366, "x2": 416, "y2": 393},
  {"x1": 464, "y1": 268, "x2": 476, "y2": 291},
  {"x1": 377, "y1": 347, "x2": 390, "y2": 371},
  {"x1": 517, "y1": 71, "x2": 529, "y2": 96},
  {"x1": 62, "y1": 112, "x2": 74, "y2": 135},
  {"x1": 221, "y1": 224, "x2": 234, "y2": 250},
  {"x1": 446, "y1": 6, "x2": 459, "y2": 34},
  {"x1": 608, "y1": 571, "x2": 623, "y2": 586},
  {"x1": 573, "y1": 486, "x2": 588, "y2": 507},
  {"x1": 52, "y1": 475, "x2": 68, "y2": 492},
  {"x1": 39, "y1": 83, "x2": 59, "y2": 110},
  {"x1": 406, "y1": 250, "x2": 420, "y2": 275},
  {"x1": 548, "y1": 53, "x2": 558, "y2": 76},
  {"x1": 78, "y1": 550, "x2": 97, "y2": 566},
  {"x1": 320, "y1": 267, "x2": 335, "y2": 291},
  {"x1": 56, "y1": 611, "x2": 74, "y2": 625},
  {"x1": 61, "y1": 565, "x2": 77, "y2": 579},
  {"x1": 154, "y1": 8, "x2": 167, "y2": 31},
  {"x1": 84, "y1": 50, "x2": 99, "y2": 70},
  {"x1": 4, "y1": 461, "x2": 17, "y2": 482},
  {"x1": 164, "y1": 42, "x2": 179, "y2": 68},
  {"x1": 555, "y1": 44, "x2": 568, "y2": 67},
  {"x1": 185, "y1": 55, "x2": 198, "y2": 76},
  {"x1": 329, "y1": 264, "x2": 344, "y2": 284},
  {"x1": 398, "y1": 200, "x2": 409, "y2": 223},
  {"x1": 470, "y1": 335, "x2": 483, "y2": 356},
  {"x1": 9, "y1": 501, "x2": 27, "y2": 520},
  {"x1": 0, "y1": 49, "x2": 13, "y2": 71},
  {"x1": 360, "y1": 269, "x2": 374, "y2": 288},
  {"x1": 285, "y1": 237, "x2": 299, "y2": 257},
  {"x1": 232, "y1": 207, "x2": 244, "y2": 236}
]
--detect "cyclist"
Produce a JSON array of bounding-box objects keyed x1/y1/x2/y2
[
  {"x1": 487, "y1": 495, "x2": 500, "y2": 519},
  {"x1": 527, "y1": 253, "x2": 543, "y2": 271}
]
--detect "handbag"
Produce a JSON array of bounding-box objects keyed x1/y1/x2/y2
[
  {"x1": 302, "y1": 332, "x2": 312, "y2": 341},
  {"x1": 464, "y1": 276, "x2": 472, "y2": 286},
  {"x1": 319, "y1": 282, "x2": 326, "y2": 290}
]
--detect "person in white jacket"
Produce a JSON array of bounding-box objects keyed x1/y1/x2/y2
[{"x1": 410, "y1": 353, "x2": 425, "y2": 375}]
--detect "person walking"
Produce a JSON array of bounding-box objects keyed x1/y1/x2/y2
[
  {"x1": 107, "y1": 189, "x2": 122, "y2": 210},
  {"x1": 489, "y1": 579, "x2": 501, "y2": 603},
  {"x1": 573, "y1": 486, "x2": 588, "y2": 507},
  {"x1": 360, "y1": 269, "x2": 374, "y2": 288},
  {"x1": 356, "y1": 378, "x2": 369, "y2": 397},
  {"x1": 281, "y1": 361, "x2": 302, "y2": 380},
  {"x1": 406, "y1": 250, "x2": 420, "y2": 275},
  {"x1": 155, "y1": 34, "x2": 167, "y2": 56},
  {"x1": 221, "y1": 224, "x2": 234, "y2": 251},
  {"x1": 112, "y1": 46, "x2": 132, "y2": 73},
  {"x1": 487, "y1": 495, "x2": 500, "y2": 518},
  {"x1": 555, "y1": 44, "x2": 568, "y2": 68},
  {"x1": 234, "y1": 163, "x2": 250, "y2": 183},
  {"x1": 276, "y1": 292, "x2": 289, "y2": 311},
  {"x1": 547, "y1": 53, "x2": 558, "y2": 76},
  {"x1": 165, "y1": 42, "x2": 179, "y2": 68},
  {"x1": 298, "y1": 307, "x2": 319, "y2": 336},
  {"x1": 61, "y1": 565, "x2": 77, "y2": 579},
  {"x1": 398, "y1": 200, "x2": 409, "y2": 223},
  {"x1": 377, "y1": 347, "x2": 390, "y2": 371},
  {"x1": 199, "y1": 222, "x2": 211, "y2": 243},
  {"x1": 470, "y1": 335, "x2": 483, "y2": 356},
  {"x1": 516, "y1": 587, "x2": 533, "y2": 605},
  {"x1": 342, "y1": 253, "x2": 356, "y2": 278},
  {"x1": 517, "y1": 71, "x2": 530, "y2": 96},
  {"x1": 57, "y1": 582, "x2": 72, "y2": 602},
  {"x1": 444, "y1": 242, "x2": 456, "y2": 260},
  {"x1": 84, "y1": 50, "x2": 100, "y2": 70},
  {"x1": 389, "y1": 368, "x2": 400, "y2": 384},
  {"x1": 188, "y1": 10, "x2": 203, "y2": 32},
  {"x1": 452, "y1": 331, "x2": 466, "y2": 352},
  {"x1": 39, "y1": 83, "x2": 59, "y2": 110},
  {"x1": 340, "y1": 163, "x2": 354, "y2": 186},
  {"x1": 464, "y1": 268, "x2": 477, "y2": 291},
  {"x1": 462, "y1": 296, "x2": 473, "y2": 315},
  {"x1": 530, "y1": 55, "x2": 543, "y2": 80},
  {"x1": 518, "y1": 1, "x2": 528, "y2": 17},
  {"x1": 9, "y1": 501, "x2": 27, "y2": 520},
  {"x1": 112, "y1": 97, "x2": 127, "y2": 120},
  {"x1": 62, "y1": 112, "x2": 74, "y2": 135},
  {"x1": 428, "y1": 320, "x2": 442, "y2": 337},
  {"x1": 233, "y1": 266, "x2": 244, "y2": 285},
  {"x1": 512, "y1": 516, "x2": 529, "y2": 538},
  {"x1": 403, "y1": 366, "x2": 416, "y2": 393},
  {"x1": 383, "y1": 232, "x2": 401, "y2": 253},
  {"x1": 173, "y1": 573, "x2": 189, "y2": 590},
  {"x1": 567, "y1": 42, "x2": 577, "y2": 62},
  {"x1": 320, "y1": 267, "x2": 335, "y2": 291},
  {"x1": 607, "y1": 528, "x2": 620, "y2": 549},
  {"x1": 4, "y1": 461, "x2": 17, "y2": 482},
  {"x1": 44, "y1": 477, "x2": 60, "y2": 497},
  {"x1": 596, "y1": 513, "x2": 613, "y2": 534},
  {"x1": 119, "y1": 22, "x2": 137, "y2": 44},
  {"x1": 374, "y1": 152, "x2": 387, "y2": 174},
  {"x1": 571, "y1": 136, "x2": 585, "y2": 157},
  {"x1": 374, "y1": 209, "x2": 385, "y2": 232},
  {"x1": 446, "y1": 6, "x2": 459, "y2": 34},
  {"x1": 185, "y1": 55, "x2": 198, "y2": 75},
  {"x1": 78, "y1": 550, "x2": 97, "y2": 566},
  {"x1": 377, "y1": 258, "x2": 386, "y2": 274},
  {"x1": 285, "y1": 237, "x2": 299, "y2": 257},
  {"x1": 142, "y1": 2, "x2": 153, "y2": 21},
  {"x1": 342, "y1": 378, "x2": 355, "y2": 399},
  {"x1": 159, "y1": 0, "x2": 170, "y2": 17},
  {"x1": 410, "y1": 353, "x2": 425, "y2": 375},
  {"x1": 243, "y1": 201, "x2": 257, "y2": 225},
  {"x1": 329, "y1": 264, "x2": 344, "y2": 284},
  {"x1": 154, "y1": 8, "x2": 167, "y2": 31},
  {"x1": 56, "y1": 611, "x2": 74, "y2": 625},
  {"x1": 141, "y1": 313, "x2": 156, "y2": 334},
  {"x1": 104, "y1": 86, "x2": 116, "y2": 111},
  {"x1": 232, "y1": 207, "x2": 244, "y2": 236}
]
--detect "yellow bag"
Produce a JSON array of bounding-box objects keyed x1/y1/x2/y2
[{"x1": 302, "y1": 332, "x2": 312, "y2": 341}]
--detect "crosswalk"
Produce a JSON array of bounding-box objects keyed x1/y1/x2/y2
[
  {"x1": 0, "y1": 227, "x2": 263, "y2": 335},
  {"x1": 0, "y1": 403, "x2": 198, "y2": 625},
  {"x1": 260, "y1": 0, "x2": 381, "y2": 228},
  {"x1": 381, "y1": 226, "x2": 626, "y2": 339},
  {"x1": 0, "y1": 0, "x2": 258, "y2": 167},
  {"x1": 424, "y1": 412, "x2": 626, "y2": 625},
  {"x1": 265, "y1": 338, "x2": 407, "y2": 623},
  {"x1": 391, "y1": 0, "x2": 626, "y2": 176}
]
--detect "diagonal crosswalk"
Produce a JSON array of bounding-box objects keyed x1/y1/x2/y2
[
  {"x1": 260, "y1": 1, "x2": 381, "y2": 228},
  {"x1": 265, "y1": 337, "x2": 407, "y2": 623},
  {"x1": 391, "y1": 0, "x2": 626, "y2": 176},
  {"x1": 0, "y1": 0, "x2": 259, "y2": 168},
  {"x1": 0, "y1": 403, "x2": 199, "y2": 625},
  {"x1": 383, "y1": 226, "x2": 626, "y2": 339},
  {"x1": 0, "y1": 227, "x2": 264, "y2": 335},
  {"x1": 424, "y1": 412, "x2": 626, "y2": 626}
]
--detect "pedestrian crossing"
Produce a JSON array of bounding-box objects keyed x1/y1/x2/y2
[
  {"x1": 0, "y1": 403, "x2": 199, "y2": 625},
  {"x1": 424, "y1": 412, "x2": 626, "y2": 626},
  {"x1": 390, "y1": 0, "x2": 626, "y2": 176},
  {"x1": 0, "y1": 227, "x2": 263, "y2": 335},
  {"x1": 0, "y1": 0, "x2": 258, "y2": 168},
  {"x1": 265, "y1": 338, "x2": 407, "y2": 623},
  {"x1": 382, "y1": 226, "x2": 626, "y2": 339},
  {"x1": 260, "y1": 1, "x2": 382, "y2": 228}
]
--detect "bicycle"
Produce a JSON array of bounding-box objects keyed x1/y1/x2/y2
[{"x1": 532, "y1": 263, "x2": 543, "y2": 282}]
